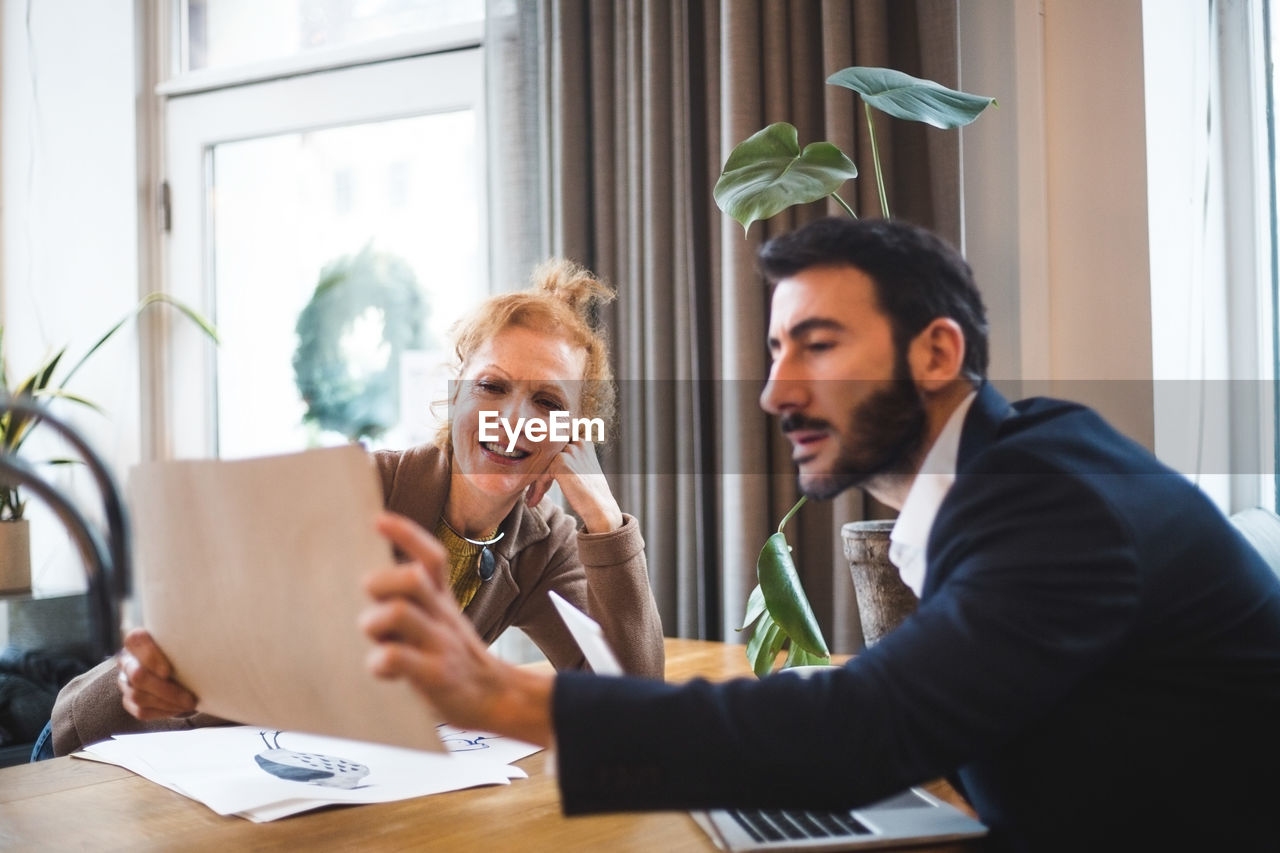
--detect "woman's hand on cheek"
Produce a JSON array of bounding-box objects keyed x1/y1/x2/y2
[
  {"x1": 524, "y1": 469, "x2": 557, "y2": 510},
  {"x1": 539, "y1": 440, "x2": 624, "y2": 534}
]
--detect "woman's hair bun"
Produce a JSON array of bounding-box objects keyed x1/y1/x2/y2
[{"x1": 530, "y1": 257, "x2": 615, "y2": 318}]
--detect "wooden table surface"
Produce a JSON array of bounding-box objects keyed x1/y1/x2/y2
[{"x1": 0, "y1": 637, "x2": 979, "y2": 851}]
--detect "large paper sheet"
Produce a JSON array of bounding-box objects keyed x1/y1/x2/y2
[
  {"x1": 128, "y1": 446, "x2": 441, "y2": 751},
  {"x1": 75, "y1": 725, "x2": 542, "y2": 821},
  {"x1": 547, "y1": 590, "x2": 623, "y2": 675}
]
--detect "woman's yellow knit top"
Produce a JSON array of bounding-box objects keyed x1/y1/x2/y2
[{"x1": 434, "y1": 517, "x2": 502, "y2": 609}]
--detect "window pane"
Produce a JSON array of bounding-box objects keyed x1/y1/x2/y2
[
  {"x1": 210, "y1": 111, "x2": 481, "y2": 459},
  {"x1": 186, "y1": 0, "x2": 483, "y2": 72},
  {"x1": 1270, "y1": 0, "x2": 1280, "y2": 509}
]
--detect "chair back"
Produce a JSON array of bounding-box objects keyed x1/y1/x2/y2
[{"x1": 1231, "y1": 507, "x2": 1280, "y2": 578}]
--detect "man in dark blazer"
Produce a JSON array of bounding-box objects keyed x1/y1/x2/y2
[{"x1": 362, "y1": 218, "x2": 1280, "y2": 851}]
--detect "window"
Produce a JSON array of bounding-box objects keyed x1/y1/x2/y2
[
  {"x1": 1144, "y1": 0, "x2": 1276, "y2": 513},
  {"x1": 149, "y1": 5, "x2": 486, "y2": 460},
  {"x1": 183, "y1": 0, "x2": 483, "y2": 72},
  {"x1": 1267, "y1": 0, "x2": 1280, "y2": 508}
]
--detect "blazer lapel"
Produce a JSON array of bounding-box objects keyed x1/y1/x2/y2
[
  {"x1": 956, "y1": 382, "x2": 1015, "y2": 473},
  {"x1": 918, "y1": 384, "x2": 1015, "y2": 601}
]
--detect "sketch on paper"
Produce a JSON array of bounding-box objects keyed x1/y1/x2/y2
[
  {"x1": 253, "y1": 730, "x2": 371, "y2": 789},
  {"x1": 438, "y1": 724, "x2": 503, "y2": 753}
]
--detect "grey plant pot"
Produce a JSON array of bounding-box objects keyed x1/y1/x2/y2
[{"x1": 841, "y1": 519, "x2": 917, "y2": 648}]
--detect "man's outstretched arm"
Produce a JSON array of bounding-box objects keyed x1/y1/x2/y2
[{"x1": 360, "y1": 512, "x2": 556, "y2": 748}]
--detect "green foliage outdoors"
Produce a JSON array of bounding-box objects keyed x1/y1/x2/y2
[{"x1": 293, "y1": 246, "x2": 429, "y2": 444}]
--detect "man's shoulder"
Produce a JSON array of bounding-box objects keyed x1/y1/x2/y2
[
  {"x1": 1002, "y1": 395, "x2": 1114, "y2": 441},
  {"x1": 965, "y1": 395, "x2": 1163, "y2": 478},
  {"x1": 939, "y1": 393, "x2": 1189, "y2": 548}
]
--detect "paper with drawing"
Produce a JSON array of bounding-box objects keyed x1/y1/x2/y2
[
  {"x1": 75, "y1": 725, "x2": 542, "y2": 821},
  {"x1": 128, "y1": 445, "x2": 441, "y2": 751}
]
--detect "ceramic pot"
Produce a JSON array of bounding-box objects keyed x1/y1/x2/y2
[
  {"x1": 0, "y1": 518, "x2": 32, "y2": 594},
  {"x1": 841, "y1": 519, "x2": 916, "y2": 648}
]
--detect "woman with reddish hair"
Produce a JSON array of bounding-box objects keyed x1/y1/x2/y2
[{"x1": 50, "y1": 259, "x2": 663, "y2": 756}]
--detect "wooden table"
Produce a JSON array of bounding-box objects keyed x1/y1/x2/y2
[{"x1": 0, "y1": 638, "x2": 977, "y2": 851}]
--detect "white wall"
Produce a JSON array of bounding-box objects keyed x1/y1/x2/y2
[
  {"x1": 1, "y1": 0, "x2": 140, "y2": 594},
  {"x1": 961, "y1": 0, "x2": 1155, "y2": 447},
  {"x1": 962, "y1": 0, "x2": 1274, "y2": 514},
  {"x1": 958, "y1": 0, "x2": 1049, "y2": 383}
]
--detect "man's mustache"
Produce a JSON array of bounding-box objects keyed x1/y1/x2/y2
[{"x1": 780, "y1": 413, "x2": 832, "y2": 434}]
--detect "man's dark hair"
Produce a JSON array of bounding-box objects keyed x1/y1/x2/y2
[{"x1": 758, "y1": 217, "x2": 990, "y2": 381}]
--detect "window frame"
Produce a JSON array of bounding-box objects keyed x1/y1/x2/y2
[{"x1": 138, "y1": 3, "x2": 486, "y2": 460}]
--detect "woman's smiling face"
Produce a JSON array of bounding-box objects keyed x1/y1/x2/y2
[{"x1": 449, "y1": 325, "x2": 588, "y2": 502}]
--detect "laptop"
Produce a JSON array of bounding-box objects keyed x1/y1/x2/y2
[
  {"x1": 547, "y1": 592, "x2": 987, "y2": 850},
  {"x1": 695, "y1": 787, "x2": 987, "y2": 851}
]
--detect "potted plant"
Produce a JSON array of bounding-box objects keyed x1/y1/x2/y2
[
  {"x1": 0, "y1": 293, "x2": 217, "y2": 592},
  {"x1": 737, "y1": 496, "x2": 830, "y2": 675},
  {"x1": 726, "y1": 67, "x2": 995, "y2": 674}
]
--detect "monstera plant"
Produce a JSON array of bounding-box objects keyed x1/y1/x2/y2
[
  {"x1": 722, "y1": 67, "x2": 995, "y2": 675},
  {"x1": 715, "y1": 67, "x2": 996, "y2": 232}
]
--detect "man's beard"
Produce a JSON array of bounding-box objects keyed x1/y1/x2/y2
[{"x1": 781, "y1": 362, "x2": 928, "y2": 501}]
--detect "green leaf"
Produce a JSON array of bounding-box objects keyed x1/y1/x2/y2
[
  {"x1": 745, "y1": 611, "x2": 786, "y2": 678},
  {"x1": 826, "y1": 67, "x2": 996, "y2": 130},
  {"x1": 785, "y1": 643, "x2": 831, "y2": 668},
  {"x1": 0, "y1": 487, "x2": 22, "y2": 522},
  {"x1": 140, "y1": 292, "x2": 221, "y2": 343},
  {"x1": 30, "y1": 388, "x2": 102, "y2": 411},
  {"x1": 59, "y1": 292, "x2": 219, "y2": 389},
  {"x1": 759, "y1": 529, "x2": 830, "y2": 659},
  {"x1": 16, "y1": 348, "x2": 67, "y2": 396},
  {"x1": 737, "y1": 584, "x2": 767, "y2": 631},
  {"x1": 4, "y1": 349, "x2": 65, "y2": 455},
  {"x1": 713, "y1": 122, "x2": 857, "y2": 234}
]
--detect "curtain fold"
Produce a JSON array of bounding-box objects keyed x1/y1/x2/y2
[{"x1": 486, "y1": 0, "x2": 960, "y2": 653}]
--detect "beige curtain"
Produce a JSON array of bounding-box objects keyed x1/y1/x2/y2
[{"x1": 487, "y1": 0, "x2": 960, "y2": 652}]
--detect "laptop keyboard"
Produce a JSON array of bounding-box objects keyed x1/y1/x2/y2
[{"x1": 726, "y1": 808, "x2": 872, "y2": 843}]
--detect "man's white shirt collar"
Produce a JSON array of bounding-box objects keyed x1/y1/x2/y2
[{"x1": 888, "y1": 391, "x2": 977, "y2": 597}]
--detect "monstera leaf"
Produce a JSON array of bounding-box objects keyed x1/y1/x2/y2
[
  {"x1": 827, "y1": 66, "x2": 997, "y2": 217},
  {"x1": 713, "y1": 123, "x2": 858, "y2": 234},
  {"x1": 826, "y1": 66, "x2": 996, "y2": 129}
]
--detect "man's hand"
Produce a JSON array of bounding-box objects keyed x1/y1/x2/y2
[
  {"x1": 116, "y1": 627, "x2": 199, "y2": 720},
  {"x1": 361, "y1": 512, "x2": 556, "y2": 746},
  {"x1": 523, "y1": 439, "x2": 624, "y2": 533}
]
